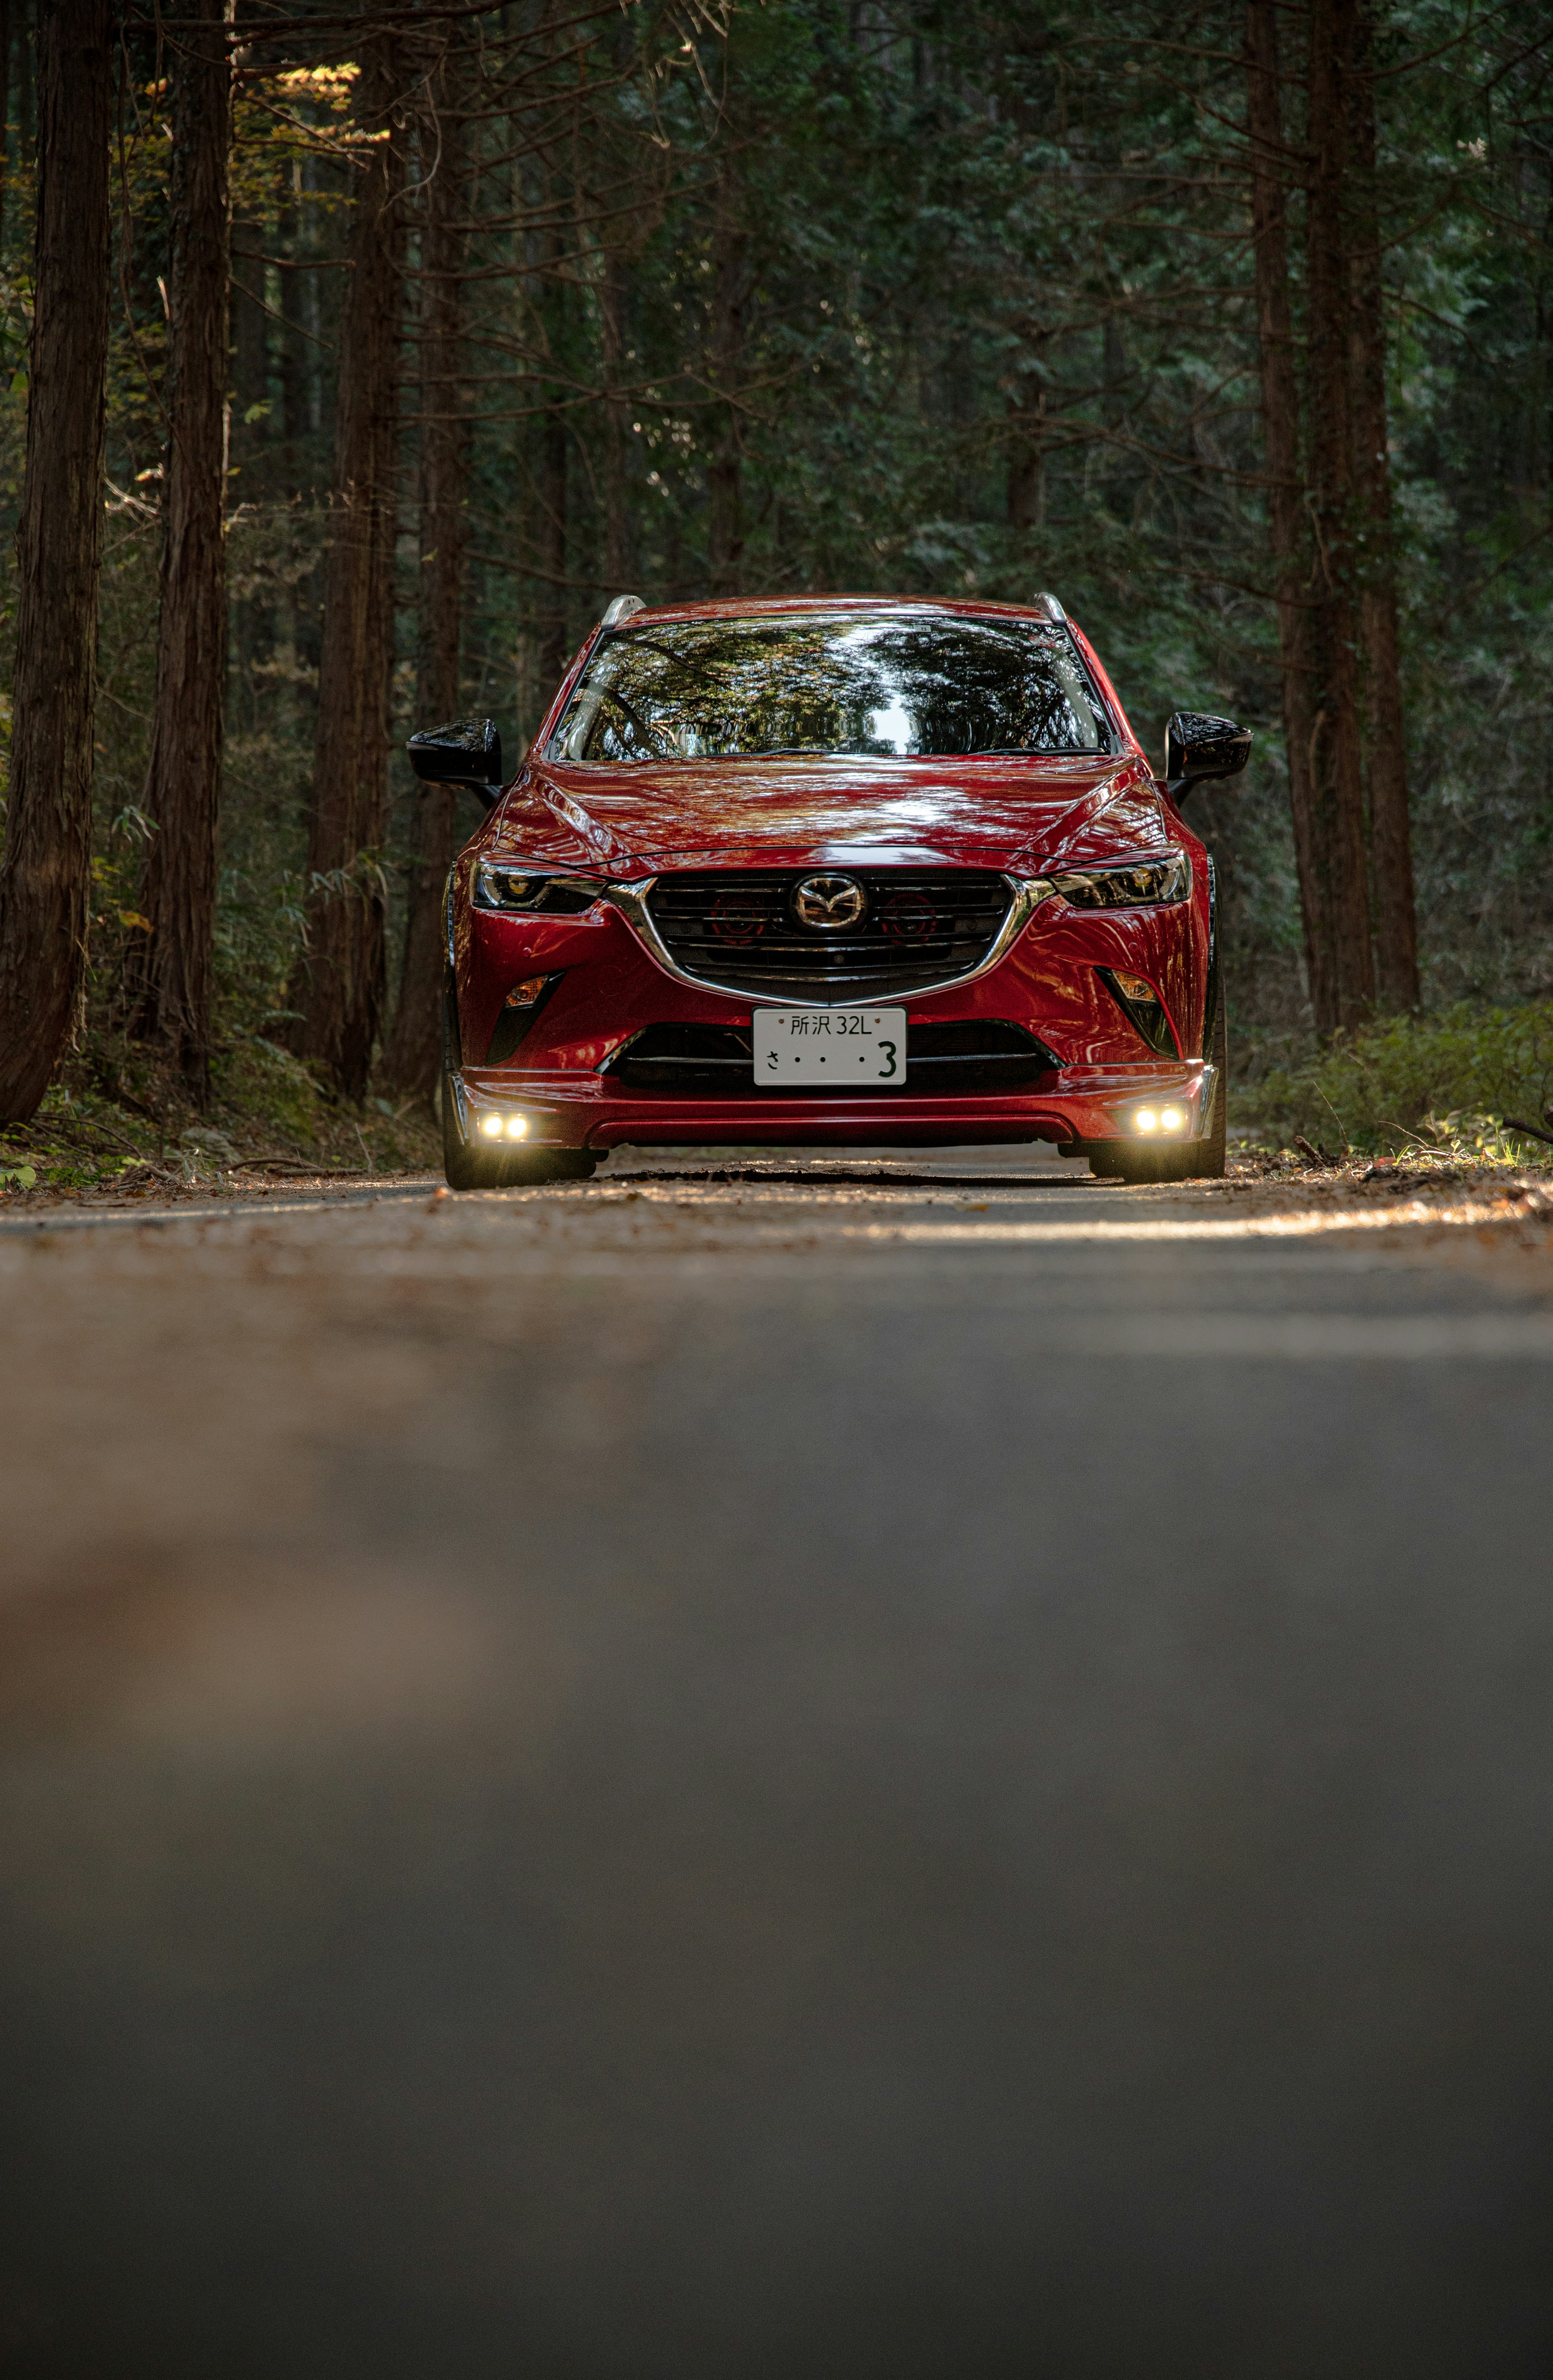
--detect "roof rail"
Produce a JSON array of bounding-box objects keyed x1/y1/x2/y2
[
  {"x1": 1033, "y1": 591, "x2": 1067, "y2": 623},
  {"x1": 601, "y1": 594, "x2": 645, "y2": 627}
]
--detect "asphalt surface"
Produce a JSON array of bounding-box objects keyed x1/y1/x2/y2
[{"x1": 3, "y1": 1150, "x2": 1553, "y2": 2378}]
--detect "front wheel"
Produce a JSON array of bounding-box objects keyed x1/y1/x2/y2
[
  {"x1": 441, "y1": 1075, "x2": 599, "y2": 1187},
  {"x1": 1088, "y1": 975, "x2": 1228, "y2": 1184},
  {"x1": 1195, "y1": 968, "x2": 1228, "y2": 1175},
  {"x1": 441, "y1": 1064, "x2": 506, "y2": 1188},
  {"x1": 440, "y1": 985, "x2": 599, "y2": 1188}
]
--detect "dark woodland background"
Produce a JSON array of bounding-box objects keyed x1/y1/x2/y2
[{"x1": 0, "y1": 0, "x2": 1550, "y2": 1175}]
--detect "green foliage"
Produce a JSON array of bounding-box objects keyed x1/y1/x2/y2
[
  {"x1": 1251, "y1": 1002, "x2": 1553, "y2": 1160},
  {"x1": 0, "y1": 1038, "x2": 440, "y2": 1195},
  {"x1": 1, "y1": 0, "x2": 1551, "y2": 1150}
]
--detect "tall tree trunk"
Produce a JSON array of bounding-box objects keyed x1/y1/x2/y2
[
  {"x1": 1245, "y1": 0, "x2": 1335, "y2": 1030},
  {"x1": 600, "y1": 245, "x2": 635, "y2": 589},
  {"x1": 1348, "y1": 7, "x2": 1419, "y2": 1010},
  {"x1": 228, "y1": 207, "x2": 267, "y2": 711},
  {"x1": 295, "y1": 36, "x2": 404, "y2": 1101},
  {"x1": 229, "y1": 233, "x2": 265, "y2": 445},
  {"x1": 0, "y1": 0, "x2": 110, "y2": 1122},
  {"x1": 276, "y1": 172, "x2": 307, "y2": 461},
  {"x1": 0, "y1": 0, "x2": 11, "y2": 245},
  {"x1": 1304, "y1": 0, "x2": 1375, "y2": 1031},
  {"x1": 533, "y1": 186, "x2": 570, "y2": 691},
  {"x1": 383, "y1": 55, "x2": 470, "y2": 1100},
  {"x1": 17, "y1": 0, "x2": 30, "y2": 170},
  {"x1": 706, "y1": 157, "x2": 746, "y2": 595},
  {"x1": 1006, "y1": 345, "x2": 1047, "y2": 530},
  {"x1": 136, "y1": 0, "x2": 232, "y2": 1101},
  {"x1": 537, "y1": 397, "x2": 568, "y2": 689},
  {"x1": 1102, "y1": 310, "x2": 1126, "y2": 432}
]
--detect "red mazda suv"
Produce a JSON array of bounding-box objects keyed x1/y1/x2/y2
[{"x1": 408, "y1": 593, "x2": 1250, "y2": 1188}]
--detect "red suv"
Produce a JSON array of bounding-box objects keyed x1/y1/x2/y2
[{"x1": 409, "y1": 593, "x2": 1249, "y2": 1188}]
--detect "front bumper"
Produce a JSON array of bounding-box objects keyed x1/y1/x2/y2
[{"x1": 453, "y1": 1061, "x2": 1217, "y2": 1152}]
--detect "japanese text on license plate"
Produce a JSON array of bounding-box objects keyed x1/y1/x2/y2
[{"x1": 753, "y1": 1008, "x2": 906, "y2": 1084}]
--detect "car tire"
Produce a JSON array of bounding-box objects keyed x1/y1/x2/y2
[
  {"x1": 1087, "y1": 975, "x2": 1228, "y2": 1184},
  {"x1": 441, "y1": 1061, "x2": 499, "y2": 1188},
  {"x1": 1191, "y1": 971, "x2": 1229, "y2": 1178},
  {"x1": 440, "y1": 1072, "x2": 600, "y2": 1188},
  {"x1": 440, "y1": 981, "x2": 600, "y2": 1188}
]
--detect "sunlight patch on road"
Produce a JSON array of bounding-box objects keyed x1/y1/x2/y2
[
  {"x1": 828, "y1": 1199, "x2": 1540, "y2": 1246},
  {"x1": 1024, "y1": 1311, "x2": 1553, "y2": 1359}
]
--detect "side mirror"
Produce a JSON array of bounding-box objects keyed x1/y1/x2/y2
[
  {"x1": 1163, "y1": 710, "x2": 1252, "y2": 799},
  {"x1": 407, "y1": 718, "x2": 504, "y2": 809}
]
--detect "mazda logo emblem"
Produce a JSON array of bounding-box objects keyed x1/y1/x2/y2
[{"x1": 793, "y1": 873, "x2": 866, "y2": 931}]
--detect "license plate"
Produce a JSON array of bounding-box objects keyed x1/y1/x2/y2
[{"x1": 753, "y1": 1008, "x2": 906, "y2": 1084}]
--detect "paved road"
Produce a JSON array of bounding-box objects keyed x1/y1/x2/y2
[{"x1": 3, "y1": 1155, "x2": 1553, "y2": 2378}]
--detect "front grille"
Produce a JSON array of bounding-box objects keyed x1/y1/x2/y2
[
  {"x1": 608, "y1": 1020, "x2": 1060, "y2": 1096},
  {"x1": 645, "y1": 870, "x2": 1013, "y2": 1001}
]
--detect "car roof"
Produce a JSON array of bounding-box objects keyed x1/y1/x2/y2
[{"x1": 609, "y1": 593, "x2": 1066, "y2": 630}]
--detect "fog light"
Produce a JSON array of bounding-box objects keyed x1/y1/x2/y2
[
  {"x1": 1135, "y1": 1108, "x2": 1158, "y2": 1134},
  {"x1": 1159, "y1": 1105, "x2": 1185, "y2": 1133},
  {"x1": 505, "y1": 1116, "x2": 529, "y2": 1140},
  {"x1": 480, "y1": 1114, "x2": 504, "y2": 1139}
]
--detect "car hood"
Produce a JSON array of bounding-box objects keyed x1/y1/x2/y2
[{"x1": 483, "y1": 755, "x2": 1174, "y2": 877}]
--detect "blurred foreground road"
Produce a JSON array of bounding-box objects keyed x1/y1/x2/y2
[{"x1": 3, "y1": 1151, "x2": 1553, "y2": 2379}]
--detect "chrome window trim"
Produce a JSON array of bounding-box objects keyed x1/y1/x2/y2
[{"x1": 599, "y1": 874, "x2": 1056, "y2": 1010}]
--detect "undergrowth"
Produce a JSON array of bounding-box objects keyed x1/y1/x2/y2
[
  {"x1": 1243, "y1": 1000, "x2": 1553, "y2": 1165},
  {"x1": 0, "y1": 1025, "x2": 439, "y2": 1196},
  {"x1": 0, "y1": 785, "x2": 442, "y2": 1195}
]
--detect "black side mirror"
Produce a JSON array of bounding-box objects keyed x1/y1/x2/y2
[
  {"x1": 407, "y1": 718, "x2": 504, "y2": 809},
  {"x1": 1163, "y1": 710, "x2": 1252, "y2": 799}
]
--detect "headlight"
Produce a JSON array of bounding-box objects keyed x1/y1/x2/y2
[
  {"x1": 1050, "y1": 852, "x2": 1191, "y2": 909},
  {"x1": 474, "y1": 864, "x2": 600, "y2": 915}
]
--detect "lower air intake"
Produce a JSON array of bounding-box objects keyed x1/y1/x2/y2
[{"x1": 609, "y1": 1020, "x2": 1059, "y2": 1096}]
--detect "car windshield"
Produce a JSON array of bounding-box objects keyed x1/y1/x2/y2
[{"x1": 548, "y1": 612, "x2": 1115, "y2": 763}]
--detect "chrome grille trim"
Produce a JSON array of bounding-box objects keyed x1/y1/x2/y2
[{"x1": 602, "y1": 873, "x2": 1054, "y2": 1009}]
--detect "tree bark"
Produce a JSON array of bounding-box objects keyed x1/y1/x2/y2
[
  {"x1": 1005, "y1": 347, "x2": 1047, "y2": 531},
  {"x1": 535, "y1": 194, "x2": 570, "y2": 692},
  {"x1": 706, "y1": 156, "x2": 747, "y2": 595},
  {"x1": 0, "y1": 0, "x2": 12, "y2": 246},
  {"x1": 1245, "y1": 0, "x2": 1335, "y2": 1029},
  {"x1": 18, "y1": 0, "x2": 30, "y2": 167},
  {"x1": 277, "y1": 169, "x2": 311, "y2": 466},
  {"x1": 1303, "y1": 0, "x2": 1375, "y2": 1030},
  {"x1": 537, "y1": 396, "x2": 568, "y2": 690},
  {"x1": 229, "y1": 209, "x2": 267, "y2": 483},
  {"x1": 136, "y1": 0, "x2": 232, "y2": 1101},
  {"x1": 1348, "y1": 7, "x2": 1419, "y2": 1009},
  {"x1": 0, "y1": 0, "x2": 110, "y2": 1123},
  {"x1": 383, "y1": 55, "x2": 470, "y2": 1100},
  {"x1": 600, "y1": 245, "x2": 636, "y2": 589},
  {"x1": 294, "y1": 36, "x2": 405, "y2": 1101}
]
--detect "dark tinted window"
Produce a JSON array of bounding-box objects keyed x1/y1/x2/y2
[{"x1": 550, "y1": 613, "x2": 1114, "y2": 762}]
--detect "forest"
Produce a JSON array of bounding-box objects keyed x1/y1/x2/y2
[{"x1": 0, "y1": 0, "x2": 1549, "y2": 1183}]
